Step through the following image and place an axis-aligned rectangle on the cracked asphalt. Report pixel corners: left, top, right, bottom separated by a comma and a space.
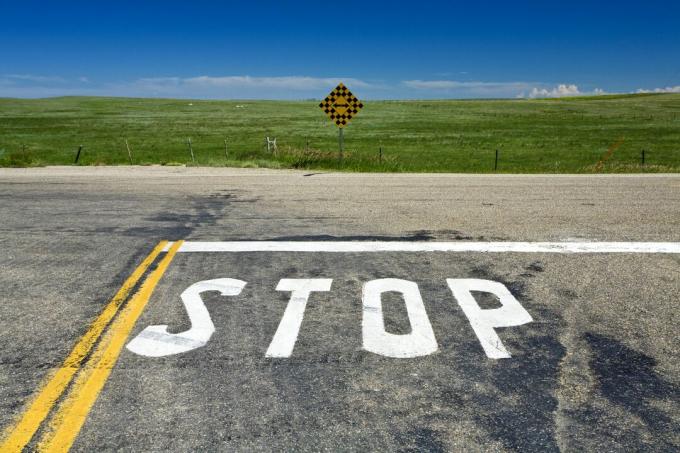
0, 167, 678, 452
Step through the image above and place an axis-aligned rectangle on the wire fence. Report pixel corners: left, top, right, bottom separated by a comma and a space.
1, 138, 678, 173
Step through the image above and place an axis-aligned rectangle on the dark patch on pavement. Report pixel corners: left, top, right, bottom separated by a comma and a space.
268, 232, 437, 242
135, 191, 258, 239
269, 229, 476, 242
527, 261, 545, 273
469, 264, 529, 302
399, 427, 446, 452
585, 333, 677, 435
470, 291, 504, 310
146, 213, 197, 223
518, 262, 544, 278
463, 332, 566, 452
122, 225, 193, 239
434, 229, 474, 240
450, 261, 567, 451
556, 288, 578, 300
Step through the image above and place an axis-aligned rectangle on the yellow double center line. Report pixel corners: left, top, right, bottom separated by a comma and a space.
1, 240, 182, 452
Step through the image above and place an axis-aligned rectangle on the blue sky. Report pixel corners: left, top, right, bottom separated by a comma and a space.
1, 0, 679, 99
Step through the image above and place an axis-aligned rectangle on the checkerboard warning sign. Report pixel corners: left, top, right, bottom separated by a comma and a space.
319, 83, 364, 128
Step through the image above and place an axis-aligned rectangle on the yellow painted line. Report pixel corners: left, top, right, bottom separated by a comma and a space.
0, 240, 168, 452
37, 240, 183, 452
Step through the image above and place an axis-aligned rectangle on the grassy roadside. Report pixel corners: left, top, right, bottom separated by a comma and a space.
0, 94, 679, 172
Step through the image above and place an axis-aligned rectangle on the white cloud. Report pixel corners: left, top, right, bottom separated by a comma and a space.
110, 75, 374, 99
401, 80, 537, 98
403, 79, 533, 93
184, 76, 370, 90
636, 86, 680, 93
402, 80, 609, 99
525, 84, 609, 99
0, 74, 374, 99
528, 84, 581, 98
0, 74, 96, 97
3, 74, 66, 83
129, 76, 370, 95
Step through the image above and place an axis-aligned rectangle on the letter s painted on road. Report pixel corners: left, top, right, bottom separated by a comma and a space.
126, 278, 246, 357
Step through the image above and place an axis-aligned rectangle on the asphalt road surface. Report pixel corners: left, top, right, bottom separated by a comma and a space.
0, 167, 678, 452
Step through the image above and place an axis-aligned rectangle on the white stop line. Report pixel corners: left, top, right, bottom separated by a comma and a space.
163, 241, 680, 254
129, 241, 678, 360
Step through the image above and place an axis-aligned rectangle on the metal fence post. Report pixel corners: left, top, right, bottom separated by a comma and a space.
74, 145, 83, 164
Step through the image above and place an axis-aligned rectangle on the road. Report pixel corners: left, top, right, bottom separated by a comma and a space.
0, 167, 678, 452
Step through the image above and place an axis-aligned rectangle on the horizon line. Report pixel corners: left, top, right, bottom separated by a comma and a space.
0, 93, 671, 102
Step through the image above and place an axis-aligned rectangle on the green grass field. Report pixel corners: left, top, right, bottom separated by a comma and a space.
1, 94, 679, 172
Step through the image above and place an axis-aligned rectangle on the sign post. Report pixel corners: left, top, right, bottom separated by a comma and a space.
319, 83, 363, 163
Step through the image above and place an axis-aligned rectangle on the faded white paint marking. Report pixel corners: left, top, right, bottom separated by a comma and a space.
126, 278, 246, 357
447, 279, 533, 359
265, 279, 333, 358
163, 241, 680, 254
362, 279, 438, 358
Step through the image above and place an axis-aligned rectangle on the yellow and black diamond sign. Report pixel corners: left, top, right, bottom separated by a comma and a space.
319, 83, 364, 128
